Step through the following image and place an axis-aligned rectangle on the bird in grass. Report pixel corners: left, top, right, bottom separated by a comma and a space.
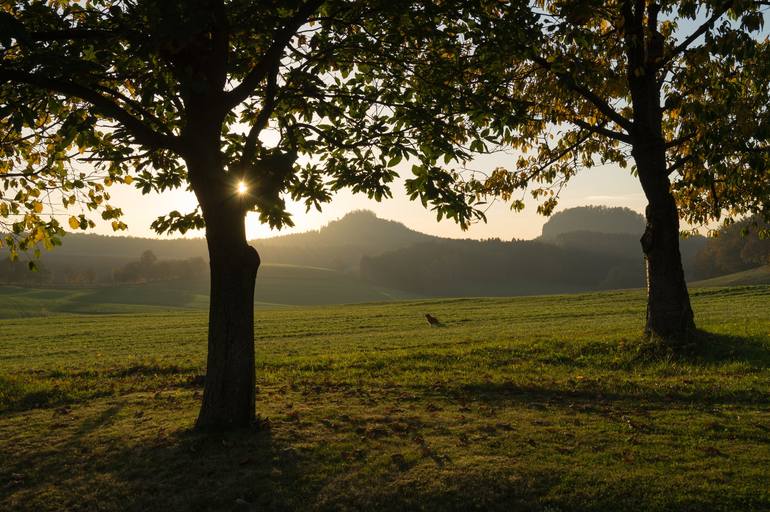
424, 314, 442, 327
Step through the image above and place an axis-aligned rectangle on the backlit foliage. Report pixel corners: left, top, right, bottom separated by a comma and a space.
0, 0, 496, 263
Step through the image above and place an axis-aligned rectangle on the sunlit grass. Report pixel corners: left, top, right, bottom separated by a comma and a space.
1, 286, 769, 511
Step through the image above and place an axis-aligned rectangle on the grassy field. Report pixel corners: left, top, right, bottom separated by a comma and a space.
1, 286, 769, 511
0, 264, 417, 318
692, 265, 770, 288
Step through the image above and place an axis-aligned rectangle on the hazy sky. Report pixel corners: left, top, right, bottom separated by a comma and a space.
63, 11, 770, 243
97, 156, 647, 242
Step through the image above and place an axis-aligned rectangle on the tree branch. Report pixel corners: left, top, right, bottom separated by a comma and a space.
240, 59, 280, 167
0, 69, 180, 152
224, 0, 324, 109
532, 129, 595, 175
91, 84, 176, 137
666, 154, 692, 175
665, 131, 695, 149
531, 55, 634, 132
571, 118, 632, 143
661, 1, 733, 66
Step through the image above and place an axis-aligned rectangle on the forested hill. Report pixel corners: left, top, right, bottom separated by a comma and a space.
256, 210, 435, 271
0, 210, 437, 285
4, 207, 763, 300
359, 206, 709, 296
540, 206, 646, 240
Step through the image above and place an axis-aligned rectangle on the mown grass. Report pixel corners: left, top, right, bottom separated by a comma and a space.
1, 286, 769, 511
0, 264, 418, 319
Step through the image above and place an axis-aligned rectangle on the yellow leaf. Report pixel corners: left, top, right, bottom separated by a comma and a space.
33, 201, 43, 213
123, 175, 134, 185
68, 216, 80, 229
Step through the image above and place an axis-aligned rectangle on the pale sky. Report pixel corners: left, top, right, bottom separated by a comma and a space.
55, 10, 770, 243
96, 157, 647, 242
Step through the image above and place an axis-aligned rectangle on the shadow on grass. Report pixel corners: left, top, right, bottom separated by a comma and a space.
454, 379, 768, 412
679, 329, 770, 365
4, 412, 764, 512
1, 416, 294, 511
0, 412, 653, 512
2, 379, 769, 512
625, 329, 770, 368
453, 331, 768, 409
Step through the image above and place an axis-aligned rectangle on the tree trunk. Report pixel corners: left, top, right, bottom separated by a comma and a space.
195, 201, 260, 430
635, 145, 695, 340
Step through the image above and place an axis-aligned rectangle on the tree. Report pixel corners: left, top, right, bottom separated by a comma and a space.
403, 0, 770, 339
0, 0, 484, 429
693, 215, 770, 278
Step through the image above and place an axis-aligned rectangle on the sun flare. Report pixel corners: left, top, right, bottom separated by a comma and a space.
237, 181, 248, 195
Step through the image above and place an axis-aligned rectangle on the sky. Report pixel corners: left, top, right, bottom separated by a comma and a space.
79, 8, 770, 243
98, 157, 647, 242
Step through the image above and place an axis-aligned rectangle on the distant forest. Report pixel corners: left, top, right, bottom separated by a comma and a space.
360, 206, 707, 295
540, 206, 646, 240
693, 216, 770, 278
361, 238, 644, 295
1, 207, 765, 295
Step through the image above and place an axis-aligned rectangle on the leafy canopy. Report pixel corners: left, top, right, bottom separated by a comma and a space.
396, 0, 770, 224
0, 0, 495, 262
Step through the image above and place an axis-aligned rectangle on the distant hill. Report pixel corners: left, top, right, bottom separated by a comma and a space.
1, 210, 436, 284
0, 263, 419, 318
540, 206, 646, 240
0, 207, 746, 310
691, 265, 770, 288
361, 238, 644, 296
5, 233, 208, 284
257, 210, 435, 271
545, 230, 706, 280
539, 207, 706, 279
690, 215, 770, 280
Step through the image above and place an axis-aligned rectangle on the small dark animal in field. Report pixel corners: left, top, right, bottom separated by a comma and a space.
425, 314, 442, 327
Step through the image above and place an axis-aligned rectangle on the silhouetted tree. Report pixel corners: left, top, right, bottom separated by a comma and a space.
393, 0, 770, 339
0, 1, 493, 429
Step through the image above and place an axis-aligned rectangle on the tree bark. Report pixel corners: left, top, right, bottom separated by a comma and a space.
195, 204, 260, 430
623, 1, 696, 341
183, 128, 260, 430
635, 144, 695, 340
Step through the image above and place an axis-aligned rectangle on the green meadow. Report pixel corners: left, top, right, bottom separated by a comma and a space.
0, 263, 417, 319
1, 286, 769, 511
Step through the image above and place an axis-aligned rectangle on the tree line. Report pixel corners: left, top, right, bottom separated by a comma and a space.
693, 216, 770, 279
0, 250, 206, 286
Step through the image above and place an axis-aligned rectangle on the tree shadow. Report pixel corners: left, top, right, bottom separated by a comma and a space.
2, 412, 305, 512
630, 329, 770, 367
680, 329, 770, 365
69, 403, 123, 439
453, 379, 767, 412
108, 427, 289, 511
439, 330, 769, 411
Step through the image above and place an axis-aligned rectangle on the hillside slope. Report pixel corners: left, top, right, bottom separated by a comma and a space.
692, 265, 770, 287
0, 263, 418, 318
6, 210, 435, 283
